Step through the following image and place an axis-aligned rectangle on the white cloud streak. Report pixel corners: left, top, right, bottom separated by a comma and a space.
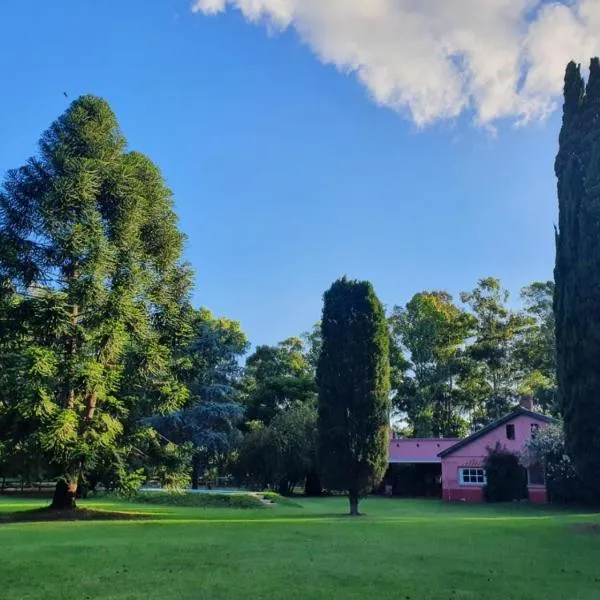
192, 0, 600, 127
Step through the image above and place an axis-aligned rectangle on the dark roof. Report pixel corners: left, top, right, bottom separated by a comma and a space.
437, 408, 558, 458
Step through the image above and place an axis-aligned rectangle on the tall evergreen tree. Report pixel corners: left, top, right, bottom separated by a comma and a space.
555, 58, 600, 501
0, 96, 192, 509
317, 277, 390, 516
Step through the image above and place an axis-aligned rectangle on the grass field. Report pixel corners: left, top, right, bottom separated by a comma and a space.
1, 496, 600, 600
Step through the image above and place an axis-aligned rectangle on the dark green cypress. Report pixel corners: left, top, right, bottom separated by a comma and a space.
555, 59, 600, 502
316, 277, 390, 515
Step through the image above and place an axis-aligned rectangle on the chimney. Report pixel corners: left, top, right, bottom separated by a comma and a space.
520, 396, 534, 411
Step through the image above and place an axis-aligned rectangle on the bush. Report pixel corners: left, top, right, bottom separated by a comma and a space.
483, 443, 527, 502
523, 423, 586, 504
128, 491, 265, 509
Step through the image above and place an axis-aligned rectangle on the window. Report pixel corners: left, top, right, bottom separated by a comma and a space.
528, 463, 545, 486
459, 468, 487, 485
506, 424, 515, 440
530, 423, 540, 437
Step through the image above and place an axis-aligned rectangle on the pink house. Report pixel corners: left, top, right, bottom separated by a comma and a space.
386, 400, 556, 503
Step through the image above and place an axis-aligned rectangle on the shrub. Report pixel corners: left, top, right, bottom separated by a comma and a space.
483, 443, 527, 502
523, 423, 585, 504
129, 491, 265, 509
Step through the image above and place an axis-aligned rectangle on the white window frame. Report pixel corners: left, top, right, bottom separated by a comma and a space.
458, 467, 487, 486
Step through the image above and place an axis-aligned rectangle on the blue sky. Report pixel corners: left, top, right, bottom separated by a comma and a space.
0, 0, 565, 348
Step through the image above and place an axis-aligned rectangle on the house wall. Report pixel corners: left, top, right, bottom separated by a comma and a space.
441, 414, 548, 503
389, 439, 460, 463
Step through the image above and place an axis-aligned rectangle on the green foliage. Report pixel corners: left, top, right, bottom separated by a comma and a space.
389, 278, 556, 436
129, 490, 264, 509
0, 96, 192, 506
554, 58, 600, 501
483, 443, 527, 503
183, 308, 248, 402
515, 282, 557, 414
523, 424, 583, 504
317, 277, 391, 514
460, 278, 533, 424
390, 291, 473, 437
242, 338, 316, 425
234, 403, 318, 495
142, 307, 248, 489
233, 424, 271, 489
301, 322, 322, 372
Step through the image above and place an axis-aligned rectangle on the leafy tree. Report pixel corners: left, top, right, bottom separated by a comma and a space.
184, 308, 248, 398
233, 403, 318, 494
0, 96, 191, 509
515, 282, 557, 414
554, 58, 600, 501
233, 422, 272, 490
268, 402, 318, 495
523, 423, 582, 504
150, 401, 243, 488
148, 308, 248, 487
242, 337, 315, 425
390, 291, 474, 437
460, 278, 532, 424
301, 322, 322, 373
317, 277, 391, 515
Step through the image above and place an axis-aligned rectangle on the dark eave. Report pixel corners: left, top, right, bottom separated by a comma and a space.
437, 408, 558, 458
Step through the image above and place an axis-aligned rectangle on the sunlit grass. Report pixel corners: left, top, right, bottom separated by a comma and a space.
1, 496, 600, 599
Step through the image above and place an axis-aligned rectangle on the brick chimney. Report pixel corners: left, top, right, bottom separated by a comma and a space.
520, 396, 534, 411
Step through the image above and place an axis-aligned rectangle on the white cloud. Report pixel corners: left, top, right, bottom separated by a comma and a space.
192, 0, 600, 126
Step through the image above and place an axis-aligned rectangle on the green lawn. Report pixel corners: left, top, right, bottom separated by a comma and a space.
1, 496, 600, 600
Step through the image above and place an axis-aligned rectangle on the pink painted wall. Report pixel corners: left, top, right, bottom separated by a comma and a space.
389, 438, 460, 463
441, 414, 548, 502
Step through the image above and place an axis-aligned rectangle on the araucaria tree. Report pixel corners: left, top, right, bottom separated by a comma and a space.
0, 96, 191, 509
317, 277, 391, 516
554, 58, 600, 501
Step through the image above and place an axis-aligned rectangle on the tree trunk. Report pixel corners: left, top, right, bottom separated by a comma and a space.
85, 391, 98, 422
348, 492, 360, 516
65, 294, 78, 409
51, 478, 78, 510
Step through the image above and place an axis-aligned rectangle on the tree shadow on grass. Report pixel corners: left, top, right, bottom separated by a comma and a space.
0, 507, 147, 525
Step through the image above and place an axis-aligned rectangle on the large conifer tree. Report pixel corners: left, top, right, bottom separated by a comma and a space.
555, 58, 600, 501
0, 96, 192, 508
317, 277, 390, 515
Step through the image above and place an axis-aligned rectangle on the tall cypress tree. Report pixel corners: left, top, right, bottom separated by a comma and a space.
0, 96, 192, 509
555, 58, 600, 501
317, 277, 390, 516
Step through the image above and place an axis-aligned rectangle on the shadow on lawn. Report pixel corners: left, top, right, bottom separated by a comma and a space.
0, 507, 147, 525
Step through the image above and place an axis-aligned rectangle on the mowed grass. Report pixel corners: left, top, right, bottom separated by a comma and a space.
1, 497, 600, 600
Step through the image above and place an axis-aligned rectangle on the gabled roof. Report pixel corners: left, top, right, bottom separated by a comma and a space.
437, 408, 558, 458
